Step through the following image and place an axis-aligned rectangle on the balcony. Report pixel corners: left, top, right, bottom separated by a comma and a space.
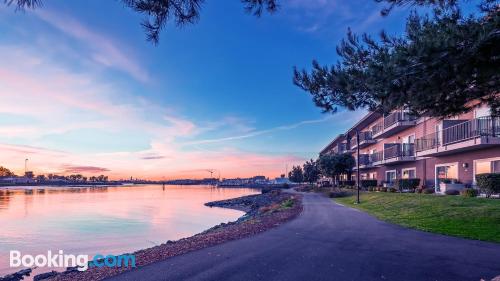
370, 151, 384, 166
372, 111, 417, 138
332, 142, 349, 154
383, 143, 416, 164
353, 154, 372, 170
351, 131, 377, 149
416, 116, 500, 157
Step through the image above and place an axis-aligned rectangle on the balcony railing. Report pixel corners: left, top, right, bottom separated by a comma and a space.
384, 111, 416, 128
371, 123, 383, 136
351, 131, 374, 147
384, 143, 415, 160
415, 132, 439, 151
416, 116, 500, 152
443, 116, 499, 145
370, 151, 384, 163
338, 143, 348, 153
357, 154, 371, 166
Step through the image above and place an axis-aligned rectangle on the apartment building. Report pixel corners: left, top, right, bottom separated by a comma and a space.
320, 104, 500, 190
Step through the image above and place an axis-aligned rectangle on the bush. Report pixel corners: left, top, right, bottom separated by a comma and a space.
380, 187, 388, 192
367, 187, 375, 192
361, 180, 378, 188
445, 189, 460, 195
476, 173, 500, 197
396, 178, 421, 191
328, 191, 350, 198
441, 178, 462, 184
280, 199, 294, 208
339, 180, 355, 187
423, 188, 435, 194
389, 187, 397, 193
415, 187, 424, 194
461, 188, 479, 198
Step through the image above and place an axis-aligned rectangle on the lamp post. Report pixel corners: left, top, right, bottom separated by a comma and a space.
356, 130, 360, 204
24, 158, 28, 176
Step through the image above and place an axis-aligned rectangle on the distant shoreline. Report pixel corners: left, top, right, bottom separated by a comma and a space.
0, 182, 122, 188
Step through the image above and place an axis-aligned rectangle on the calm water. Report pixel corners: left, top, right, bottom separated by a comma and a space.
0, 184, 259, 277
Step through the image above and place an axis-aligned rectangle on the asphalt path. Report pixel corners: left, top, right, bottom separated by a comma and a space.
108, 192, 500, 281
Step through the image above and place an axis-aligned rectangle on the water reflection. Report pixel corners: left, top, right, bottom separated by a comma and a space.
0, 185, 258, 277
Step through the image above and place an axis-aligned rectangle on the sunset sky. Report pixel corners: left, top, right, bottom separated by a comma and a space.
0, 0, 416, 179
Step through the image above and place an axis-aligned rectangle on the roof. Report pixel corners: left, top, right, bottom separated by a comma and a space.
319, 111, 383, 155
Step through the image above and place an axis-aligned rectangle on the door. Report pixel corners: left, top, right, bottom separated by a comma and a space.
435, 163, 458, 188
385, 170, 396, 184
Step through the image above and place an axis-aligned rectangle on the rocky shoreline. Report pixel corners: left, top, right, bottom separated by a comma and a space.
17, 190, 302, 281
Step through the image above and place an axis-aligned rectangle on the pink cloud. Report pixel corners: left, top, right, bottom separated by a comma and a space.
61, 165, 110, 174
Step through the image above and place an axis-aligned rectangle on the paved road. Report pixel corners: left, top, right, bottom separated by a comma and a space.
108, 192, 500, 281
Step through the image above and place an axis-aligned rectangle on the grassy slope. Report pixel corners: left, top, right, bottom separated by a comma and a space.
336, 192, 500, 243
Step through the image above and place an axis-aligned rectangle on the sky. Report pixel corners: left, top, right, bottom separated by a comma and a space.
0, 0, 418, 180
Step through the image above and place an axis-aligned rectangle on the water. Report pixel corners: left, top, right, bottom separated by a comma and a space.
0, 184, 259, 277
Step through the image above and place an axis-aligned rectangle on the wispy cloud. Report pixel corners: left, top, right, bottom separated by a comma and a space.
61, 165, 110, 174
34, 9, 150, 83
185, 116, 334, 145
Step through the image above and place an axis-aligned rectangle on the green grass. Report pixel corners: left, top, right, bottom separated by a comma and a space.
280, 198, 294, 209
335, 192, 500, 243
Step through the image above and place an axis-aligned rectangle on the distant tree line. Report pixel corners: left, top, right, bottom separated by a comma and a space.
0, 165, 109, 182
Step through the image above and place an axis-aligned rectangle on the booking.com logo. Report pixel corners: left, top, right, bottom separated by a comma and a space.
10, 250, 136, 271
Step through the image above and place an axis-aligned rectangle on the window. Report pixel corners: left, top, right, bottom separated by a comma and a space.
369, 172, 377, 180
385, 170, 396, 183
474, 157, 500, 184
402, 168, 416, 179
402, 134, 415, 144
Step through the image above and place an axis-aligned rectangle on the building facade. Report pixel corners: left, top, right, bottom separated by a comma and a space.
320, 104, 500, 191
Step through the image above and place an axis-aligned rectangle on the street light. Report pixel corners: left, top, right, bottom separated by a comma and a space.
356, 130, 360, 204
24, 158, 29, 176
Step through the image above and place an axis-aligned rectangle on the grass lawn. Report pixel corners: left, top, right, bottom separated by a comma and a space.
335, 192, 500, 243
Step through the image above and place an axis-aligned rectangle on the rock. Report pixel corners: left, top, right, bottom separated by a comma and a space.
0, 268, 32, 281
33, 271, 58, 281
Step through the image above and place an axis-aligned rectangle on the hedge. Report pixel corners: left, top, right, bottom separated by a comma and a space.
396, 178, 421, 191
361, 180, 378, 188
476, 173, 500, 196
339, 180, 355, 186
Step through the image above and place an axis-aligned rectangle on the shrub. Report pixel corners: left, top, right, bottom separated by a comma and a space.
389, 187, 397, 193
361, 180, 378, 188
280, 199, 294, 208
476, 173, 500, 197
441, 178, 462, 184
380, 187, 388, 192
339, 180, 355, 187
328, 191, 350, 198
282, 183, 290, 189
445, 189, 460, 195
415, 187, 424, 194
423, 188, 435, 194
367, 187, 374, 192
461, 188, 479, 198
396, 178, 421, 191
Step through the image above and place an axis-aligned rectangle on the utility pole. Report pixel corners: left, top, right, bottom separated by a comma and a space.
356, 130, 361, 204
24, 158, 28, 176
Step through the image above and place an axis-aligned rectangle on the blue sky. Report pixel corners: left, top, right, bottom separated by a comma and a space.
0, 0, 425, 179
